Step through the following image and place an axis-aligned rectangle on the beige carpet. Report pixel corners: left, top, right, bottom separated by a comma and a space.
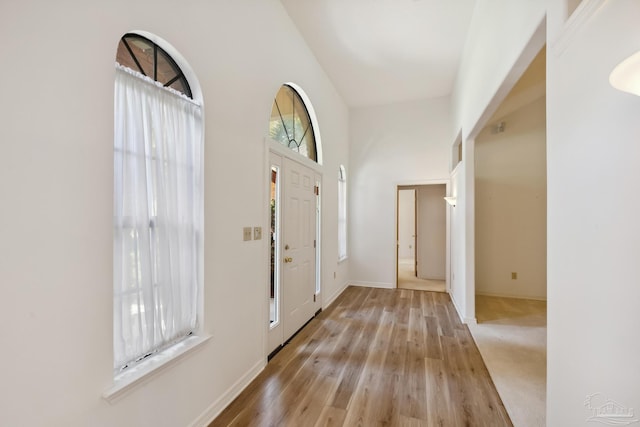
397, 260, 445, 292
468, 295, 547, 427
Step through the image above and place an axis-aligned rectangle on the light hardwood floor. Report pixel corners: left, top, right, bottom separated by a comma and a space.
210, 286, 512, 427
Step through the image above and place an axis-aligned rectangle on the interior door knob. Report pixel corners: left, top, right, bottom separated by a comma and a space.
284, 257, 293, 263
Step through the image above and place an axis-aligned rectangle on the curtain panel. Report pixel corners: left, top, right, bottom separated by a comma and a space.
113, 64, 203, 371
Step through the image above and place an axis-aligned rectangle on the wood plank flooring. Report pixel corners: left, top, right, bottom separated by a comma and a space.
209, 287, 512, 427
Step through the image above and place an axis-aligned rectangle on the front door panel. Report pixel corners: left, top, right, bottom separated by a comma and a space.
282, 157, 317, 340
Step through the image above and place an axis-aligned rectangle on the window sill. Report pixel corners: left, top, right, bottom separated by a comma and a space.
103, 334, 211, 403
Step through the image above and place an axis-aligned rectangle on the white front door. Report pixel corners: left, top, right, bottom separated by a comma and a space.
282, 157, 317, 339
268, 153, 319, 354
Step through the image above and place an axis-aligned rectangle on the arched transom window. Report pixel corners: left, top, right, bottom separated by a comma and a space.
116, 33, 192, 99
269, 85, 317, 162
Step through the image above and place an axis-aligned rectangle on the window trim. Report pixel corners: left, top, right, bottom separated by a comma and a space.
103, 335, 210, 402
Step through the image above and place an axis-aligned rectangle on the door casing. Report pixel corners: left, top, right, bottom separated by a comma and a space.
395, 181, 451, 292
266, 140, 322, 357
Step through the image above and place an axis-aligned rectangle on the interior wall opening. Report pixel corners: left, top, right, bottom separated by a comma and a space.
469, 43, 547, 427
397, 184, 446, 293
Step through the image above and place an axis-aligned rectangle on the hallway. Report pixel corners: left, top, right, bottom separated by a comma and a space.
211, 286, 511, 426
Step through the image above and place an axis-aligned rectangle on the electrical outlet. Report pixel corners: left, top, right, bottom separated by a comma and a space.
511, 272, 517, 280
254, 226, 262, 240
243, 227, 252, 241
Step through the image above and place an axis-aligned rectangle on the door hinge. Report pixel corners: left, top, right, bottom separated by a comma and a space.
313, 294, 316, 302
314, 239, 316, 248
314, 185, 320, 196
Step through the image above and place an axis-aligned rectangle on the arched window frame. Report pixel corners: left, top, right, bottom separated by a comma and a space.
116, 33, 193, 98
269, 84, 319, 163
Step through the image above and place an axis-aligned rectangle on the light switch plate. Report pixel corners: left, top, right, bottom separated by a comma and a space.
243, 227, 252, 241
254, 227, 262, 240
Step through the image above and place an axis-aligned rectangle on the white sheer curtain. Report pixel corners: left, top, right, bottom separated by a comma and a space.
113, 64, 203, 371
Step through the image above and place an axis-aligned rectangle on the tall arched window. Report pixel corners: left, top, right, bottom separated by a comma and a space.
269, 84, 317, 162
113, 33, 203, 373
338, 165, 347, 261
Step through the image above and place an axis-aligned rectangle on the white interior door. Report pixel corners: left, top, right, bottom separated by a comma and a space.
416, 185, 446, 280
282, 157, 317, 340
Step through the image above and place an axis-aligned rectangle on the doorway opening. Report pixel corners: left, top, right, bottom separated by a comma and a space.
267, 83, 323, 358
469, 43, 547, 426
397, 184, 446, 292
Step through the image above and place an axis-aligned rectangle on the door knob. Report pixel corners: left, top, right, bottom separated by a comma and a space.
284, 257, 293, 263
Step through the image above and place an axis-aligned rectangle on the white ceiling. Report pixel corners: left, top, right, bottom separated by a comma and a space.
280, 0, 476, 108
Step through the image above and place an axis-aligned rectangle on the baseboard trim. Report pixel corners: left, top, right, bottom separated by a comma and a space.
420, 276, 446, 281
464, 316, 478, 325
190, 359, 265, 427
349, 281, 393, 289
449, 292, 477, 325
323, 281, 349, 308
476, 291, 547, 302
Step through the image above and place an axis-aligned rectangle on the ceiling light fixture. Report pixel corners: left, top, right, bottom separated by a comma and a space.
610, 50, 640, 96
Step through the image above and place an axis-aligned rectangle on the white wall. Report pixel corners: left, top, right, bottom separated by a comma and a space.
416, 185, 446, 280
349, 98, 451, 288
0, 1, 349, 426
475, 97, 547, 300
453, 0, 640, 424
449, 164, 469, 319
547, 0, 640, 424
452, 0, 547, 139
398, 189, 416, 261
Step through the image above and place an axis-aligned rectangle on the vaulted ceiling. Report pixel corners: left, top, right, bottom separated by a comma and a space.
280, 0, 477, 108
